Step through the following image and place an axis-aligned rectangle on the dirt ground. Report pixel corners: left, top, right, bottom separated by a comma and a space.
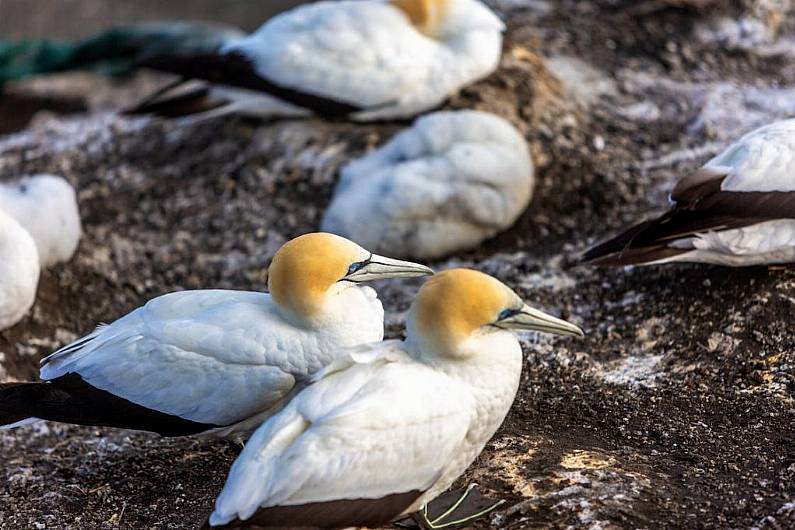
1, 0, 794, 529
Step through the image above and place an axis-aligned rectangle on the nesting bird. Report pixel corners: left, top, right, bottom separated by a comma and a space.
206, 269, 583, 529
583, 119, 795, 266
322, 111, 534, 259
0, 233, 432, 437
0, 174, 81, 267
0, 210, 40, 331
131, 0, 505, 120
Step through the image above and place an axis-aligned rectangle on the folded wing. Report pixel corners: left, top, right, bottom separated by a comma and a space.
137, 2, 432, 117
39, 290, 300, 427
209, 347, 474, 528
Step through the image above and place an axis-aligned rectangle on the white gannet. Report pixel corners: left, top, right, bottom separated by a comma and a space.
321, 110, 534, 259
206, 268, 583, 529
0, 210, 40, 331
131, 0, 505, 121
583, 118, 795, 266
0, 174, 81, 267
0, 233, 433, 438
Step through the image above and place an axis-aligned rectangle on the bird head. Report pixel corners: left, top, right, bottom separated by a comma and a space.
268, 232, 433, 322
391, 0, 504, 39
406, 269, 583, 359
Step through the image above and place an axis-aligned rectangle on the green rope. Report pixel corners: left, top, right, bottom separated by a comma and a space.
0, 21, 244, 83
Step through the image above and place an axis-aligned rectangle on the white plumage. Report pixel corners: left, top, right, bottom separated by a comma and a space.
39, 288, 383, 428
209, 269, 583, 528
321, 111, 534, 258
212, 344, 476, 522
0, 174, 81, 267
660, 119, 795, 266
0, 233, 433, 438
0, 210, 40, 331
705, 118, 795, 193
583, 119, 795, 267
140, 0, 505, 121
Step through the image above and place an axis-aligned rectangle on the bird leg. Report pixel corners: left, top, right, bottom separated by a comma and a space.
413, 484, 505, 529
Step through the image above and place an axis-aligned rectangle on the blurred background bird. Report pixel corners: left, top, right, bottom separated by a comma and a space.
322, 110, 534, 259
205, 269, 583, 530
127, 0, 505, 121
582, 119, 795, 267
0, 233, 432, 437
0, 210, 40, 331
0, 175, 81, 267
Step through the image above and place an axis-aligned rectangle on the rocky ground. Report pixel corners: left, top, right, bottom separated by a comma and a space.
1, 0, 794, 528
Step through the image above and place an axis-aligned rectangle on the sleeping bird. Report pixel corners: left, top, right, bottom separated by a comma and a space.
205, 269, 583, 529
129, 0, 505, 121
583, 119, 795, 266
0, 233, 433, 438
321, 110, 534, 258
0, 175, 81, 267
0, 210, 40, 331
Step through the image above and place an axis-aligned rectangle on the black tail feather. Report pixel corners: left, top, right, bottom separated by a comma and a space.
138, 51, 367, 117
0, 374, 217, 436
123, 83, 227, 117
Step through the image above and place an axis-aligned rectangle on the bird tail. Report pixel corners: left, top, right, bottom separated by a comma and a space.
0, 375, 217, 436
122, 81, 229, 117
580, 210, 687, 266
0, 382, 51, 428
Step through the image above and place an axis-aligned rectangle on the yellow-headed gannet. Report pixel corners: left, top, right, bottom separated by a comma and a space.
583, 119, 795, 266
0, 175, 81, 267
131, 0, 505, 121
206, 269, 583, 529
0, 233, 432, 437
0, 210, 40, 331
322, 110, 534, 259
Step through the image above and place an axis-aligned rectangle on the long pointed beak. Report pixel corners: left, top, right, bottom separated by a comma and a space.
498, 304, 584, 337
344, 254, 434, 282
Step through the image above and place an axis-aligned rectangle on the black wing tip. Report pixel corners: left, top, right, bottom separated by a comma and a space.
1, 374, 218, 436
137, 50, 368, 118
580, 229, 643, 266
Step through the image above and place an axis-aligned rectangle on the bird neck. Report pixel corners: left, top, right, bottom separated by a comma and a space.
270, 283, 324, 320
272, 283, 373, 330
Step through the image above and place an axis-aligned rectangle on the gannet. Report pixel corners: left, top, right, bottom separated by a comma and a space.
321, 110, 534, 259
131, 0, 505, 121
0, 175, 81, 267
583, 119, 795, 266
206, 269, 583, 529
0, 233, 433, 438
0, 210, 40, 331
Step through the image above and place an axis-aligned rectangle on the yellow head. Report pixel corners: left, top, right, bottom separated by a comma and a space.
407, 269, 583, 358
268, 233, 433, 321
390, 0, 504, 38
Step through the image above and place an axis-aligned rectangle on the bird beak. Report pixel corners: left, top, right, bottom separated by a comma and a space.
344, 254, 434, 282
497, 304, 584, 337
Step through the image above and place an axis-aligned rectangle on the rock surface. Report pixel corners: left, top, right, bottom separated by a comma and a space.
1, 1, 794, 529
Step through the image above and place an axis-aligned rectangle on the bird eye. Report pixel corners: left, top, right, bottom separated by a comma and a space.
346, 261, 366, 276
498, 308, 519, 321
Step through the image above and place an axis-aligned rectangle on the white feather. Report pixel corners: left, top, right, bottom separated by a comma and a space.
219, 0, 504, 120
210, 330, 524, 526
39, 287, 384, 430
0, 210, 40, 330
0, 174, 81, 267
322, 110, 533, 258
653, 119, 795, 265
706, 118, 795, 192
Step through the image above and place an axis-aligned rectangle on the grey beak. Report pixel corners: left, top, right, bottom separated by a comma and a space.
344, 254, 434, 282
497, 304, 584, 337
